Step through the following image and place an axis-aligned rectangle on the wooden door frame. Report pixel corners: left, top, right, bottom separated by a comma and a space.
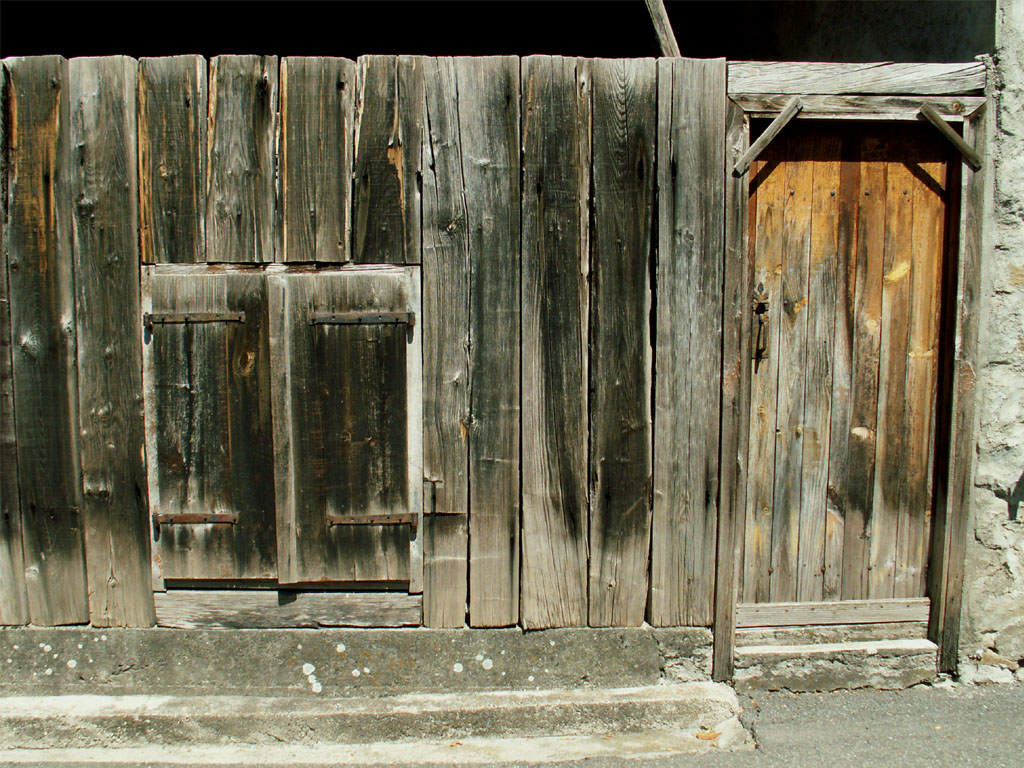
712, 60, 989, 680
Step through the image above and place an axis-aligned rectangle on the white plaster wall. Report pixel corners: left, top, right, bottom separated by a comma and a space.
959, 0, 1024, 683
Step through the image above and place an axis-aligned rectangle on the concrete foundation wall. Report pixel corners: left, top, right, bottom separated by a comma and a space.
960, 0, 1024, 684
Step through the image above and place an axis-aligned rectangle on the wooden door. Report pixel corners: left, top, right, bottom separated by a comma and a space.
742, 122, 956, 606
269, 267, 422, 585
142, 266, 277, 581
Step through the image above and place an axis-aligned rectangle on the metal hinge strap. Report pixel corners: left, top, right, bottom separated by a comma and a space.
310, 311, 415, 327
143, 312, 246, 327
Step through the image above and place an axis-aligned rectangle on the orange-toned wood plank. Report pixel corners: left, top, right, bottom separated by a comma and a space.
841, 133, 886, 601
796, 132, 841, 602
769, 131, 813, 603
868, 138, 915, 599
742, 144, 785, 604
896, 150, 948, 597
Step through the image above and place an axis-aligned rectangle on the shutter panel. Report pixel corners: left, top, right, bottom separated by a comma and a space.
141, 266, 276, 580
269, 267, 422, 585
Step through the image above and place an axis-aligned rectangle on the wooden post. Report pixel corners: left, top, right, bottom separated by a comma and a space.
70, 56, 155, 626
713, 100, 753, 679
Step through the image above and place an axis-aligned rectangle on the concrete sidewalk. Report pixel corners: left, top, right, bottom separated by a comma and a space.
1, 682, 1020, 767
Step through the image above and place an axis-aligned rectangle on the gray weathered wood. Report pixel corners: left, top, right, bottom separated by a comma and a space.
138, 56, 207, 263
423, 505, 467, 628
520, 56, 591, 629
69, 56, 155, 627
421, 56, 470, 525
712, 100, 752, 679
4, 56, 89, 625
269, 267, 421, 585
352, 55, 423, 265
736, 598, 929, 628
918, 103, 983, 171
280, 57, 356, 263
733, 94, 984, 121
207, 55, 278, 262
458, 57, 521, 628
155, 589, 421, 629
732, 96, 802, 176
589, 58, 656, 627
727, 61, 986, 96
142, 265, 277, 581
644, 0, 681, 57
0, 64, 29, 625
650, 57, 726, 627
931, 107, 985, 673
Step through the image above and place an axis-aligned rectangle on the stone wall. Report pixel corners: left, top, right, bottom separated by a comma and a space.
960, 0, 1024, 684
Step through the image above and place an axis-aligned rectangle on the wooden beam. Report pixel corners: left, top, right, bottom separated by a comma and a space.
918, 103, 983, 171
727, 61, 986, 96
713, 99, 752, 680
645, 0, 681, 58
155, 590, 422, 629
930, 106, 986, 674
732, 96, 802, 176
737, 598, 930, 628
732, 94, 984, 121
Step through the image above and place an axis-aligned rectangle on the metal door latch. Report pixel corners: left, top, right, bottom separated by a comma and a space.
752, 284, 770, 362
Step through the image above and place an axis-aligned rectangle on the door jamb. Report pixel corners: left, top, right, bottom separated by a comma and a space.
712, 61, 989, 681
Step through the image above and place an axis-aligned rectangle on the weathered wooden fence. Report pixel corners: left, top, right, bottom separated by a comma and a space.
0, 53, 986, 681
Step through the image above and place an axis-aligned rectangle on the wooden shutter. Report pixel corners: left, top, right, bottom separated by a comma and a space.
141, 266, 276, 581
269, 267, 422, 585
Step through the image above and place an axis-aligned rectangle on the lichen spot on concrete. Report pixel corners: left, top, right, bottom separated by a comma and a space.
77, 644, 83, 650
302, 662, 315, 676
475, 654, 484, 661
352, 669, 360, 677
453, 662, 464, 673
297, 644, 302, 650
482, 658, 494, 670
67, 659, 77, 669
45, 668, 53, 676
311, 681, 322, 693
42, 644, 52, 652
336, 642, 346, 654
363, 667, 370, 674
101, 635, 107, 642
528, 675, 534, 682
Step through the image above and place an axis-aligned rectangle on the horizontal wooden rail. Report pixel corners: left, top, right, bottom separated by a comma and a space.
737, 598, 930, 628
310, 311, 415, 326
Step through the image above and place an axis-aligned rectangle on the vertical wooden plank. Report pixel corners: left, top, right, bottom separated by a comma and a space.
138, 55, 207, 264
768, 130, 813, 603
351, 55, 423, 265
423, 503, 467, 628
0, 63, 30, 625
520, 56, 590, 629
712, 99, 752, 679
4, 56, 88, 625
841, 133, 886, 601
868, 138, 915, 599
650, 57, 726, 626
280, 57, 355, 263
796, 131, 841, 603
207, 55, 278, 263
823, 129, 862, 601
459, 57, 521, 627
420, 56, 469, 625
896, 149, 947, 598
933, 109, 983, 673
589, 58, 655, 627
741, 136, 785, 604
69, 56, 154, 626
